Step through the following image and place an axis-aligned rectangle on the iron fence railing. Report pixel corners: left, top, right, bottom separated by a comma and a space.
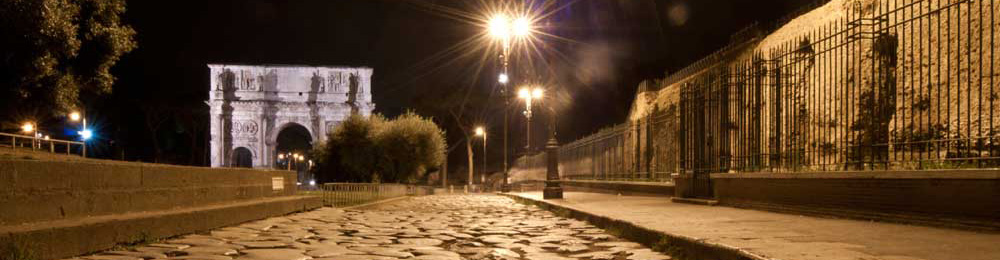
1, 132, 86, 157
512, 0, 999, 183
317, 183, 431, 207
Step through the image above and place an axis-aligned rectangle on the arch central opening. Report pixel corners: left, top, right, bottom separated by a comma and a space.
275, 123, 313, 185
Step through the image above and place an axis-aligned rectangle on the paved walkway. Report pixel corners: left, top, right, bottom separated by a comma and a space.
65, 195, 671, 260
510, 192, 1000, 260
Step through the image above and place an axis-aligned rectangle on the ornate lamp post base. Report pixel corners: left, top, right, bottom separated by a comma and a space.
543, 182, 563, 199
543, 136, 563, 199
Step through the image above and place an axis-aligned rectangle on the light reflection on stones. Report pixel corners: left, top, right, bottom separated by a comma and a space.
66, 195, 671, 260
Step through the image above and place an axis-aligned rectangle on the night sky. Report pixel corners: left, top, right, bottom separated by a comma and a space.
95, 0, 808, 166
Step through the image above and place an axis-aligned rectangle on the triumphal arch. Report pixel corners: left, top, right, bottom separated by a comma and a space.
207, 64, 374, 168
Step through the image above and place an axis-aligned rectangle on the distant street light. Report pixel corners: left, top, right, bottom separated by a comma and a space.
21, 123, 34, 133
475, 126, 487, 186
21, 122, 37, 150
78, 130, 93, 140
518, 86, 543, 151
69, 111, 89, 157
486, 11, 534, 193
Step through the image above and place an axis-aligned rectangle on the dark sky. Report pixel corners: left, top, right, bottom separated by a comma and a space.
104, 0, 809, 165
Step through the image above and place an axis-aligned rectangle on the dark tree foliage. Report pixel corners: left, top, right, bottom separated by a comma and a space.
0, 0, 136, 115
374, 111, 446, 183
312, 112, 445, 184
313, 114, 384, 183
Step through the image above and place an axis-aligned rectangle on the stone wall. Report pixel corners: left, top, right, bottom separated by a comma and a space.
0, 159, 298, 226
711, 170, 1000, 230
0, 159, 321, 259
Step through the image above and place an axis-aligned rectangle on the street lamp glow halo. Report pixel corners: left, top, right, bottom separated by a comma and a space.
518, 87, 544, 99
512, 17, 532, 37
475, 127, 485, 136
69, 112, 81, 121
78, 129, 93, 140
518, 88, 530, 99
487, 14, 511, 39
21, 123, 34, 133
498, 73, 509, 84
532, 88, 544, 99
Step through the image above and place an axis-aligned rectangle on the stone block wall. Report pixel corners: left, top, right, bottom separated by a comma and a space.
711, 170, 1000, 229
0, 159, 297, 226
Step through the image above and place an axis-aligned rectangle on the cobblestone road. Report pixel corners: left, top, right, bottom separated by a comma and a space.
68, 195, 671, 260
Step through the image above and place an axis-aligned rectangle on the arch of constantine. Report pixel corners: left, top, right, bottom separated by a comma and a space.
207, 64, 374, 168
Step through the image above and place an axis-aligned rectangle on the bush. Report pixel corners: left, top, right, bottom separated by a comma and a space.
312, 114, 385, 183
312, 112, 445, 183
374, 112, 446, 183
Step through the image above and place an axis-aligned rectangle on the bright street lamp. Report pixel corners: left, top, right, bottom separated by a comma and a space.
78, 130, 93, 140
69, 111, 90, 157
486, 12, 534, 193
475, 126, 487, 186
512, 17, 532, 37
21, 123, 34, 133
518, 87, 543, 151
69, 112, 81, 121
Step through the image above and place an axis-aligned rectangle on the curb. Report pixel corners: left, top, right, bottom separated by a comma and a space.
500, 193, 773, 260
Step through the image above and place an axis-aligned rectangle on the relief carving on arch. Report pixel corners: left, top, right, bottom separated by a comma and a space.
232, 120, 259, 137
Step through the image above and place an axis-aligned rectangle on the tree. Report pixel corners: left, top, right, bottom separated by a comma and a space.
312, 112, 446, 184
313, 114, 385, 183
0, 0, 137, 114
374, 111, 446, 183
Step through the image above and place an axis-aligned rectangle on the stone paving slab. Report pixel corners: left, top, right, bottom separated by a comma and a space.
508, 192, 1000, 260
65, 194, 672, 260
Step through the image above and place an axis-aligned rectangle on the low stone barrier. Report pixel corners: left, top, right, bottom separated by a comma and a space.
710, 170, 1000, 230
0, 159, 322, 259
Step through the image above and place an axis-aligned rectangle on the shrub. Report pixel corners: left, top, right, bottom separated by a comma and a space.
312, 111, 445, 183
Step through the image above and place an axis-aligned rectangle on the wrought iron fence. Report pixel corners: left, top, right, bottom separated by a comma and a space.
513, 0, 999, 183
317, 183, 416, 207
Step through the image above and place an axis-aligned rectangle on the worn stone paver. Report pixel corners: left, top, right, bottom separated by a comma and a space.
65, 195, 670, 260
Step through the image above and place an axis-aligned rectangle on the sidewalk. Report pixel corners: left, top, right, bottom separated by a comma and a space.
508, 192, 1000, 260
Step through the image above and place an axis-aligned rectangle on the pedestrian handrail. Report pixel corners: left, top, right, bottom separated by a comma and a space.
1, 132, 86, 157
319, 183, 430, 207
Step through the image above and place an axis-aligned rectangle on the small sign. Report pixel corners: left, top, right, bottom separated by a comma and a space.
272, 177, 284, 191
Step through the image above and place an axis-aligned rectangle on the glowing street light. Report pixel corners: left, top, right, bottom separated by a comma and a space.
488, 14, 512, 39
518, 87, 544, 151
485, 11, 535, 193
21, 123, 34, 133
512, 17, 532, 37
474, 126, 488, 186
68, 110, 91, 157
69, 112, 81, 121
78, 129, 93, 140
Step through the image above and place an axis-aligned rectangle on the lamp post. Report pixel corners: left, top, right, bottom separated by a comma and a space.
543, 90, 563, 200
21, 122, 36, 150
487, 13, 532, 193
475, 126, 487, 187
69, 111, 90, 157
518, 87, 543, 152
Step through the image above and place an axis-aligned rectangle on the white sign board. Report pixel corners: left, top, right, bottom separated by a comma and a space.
272, 177, 284, 191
